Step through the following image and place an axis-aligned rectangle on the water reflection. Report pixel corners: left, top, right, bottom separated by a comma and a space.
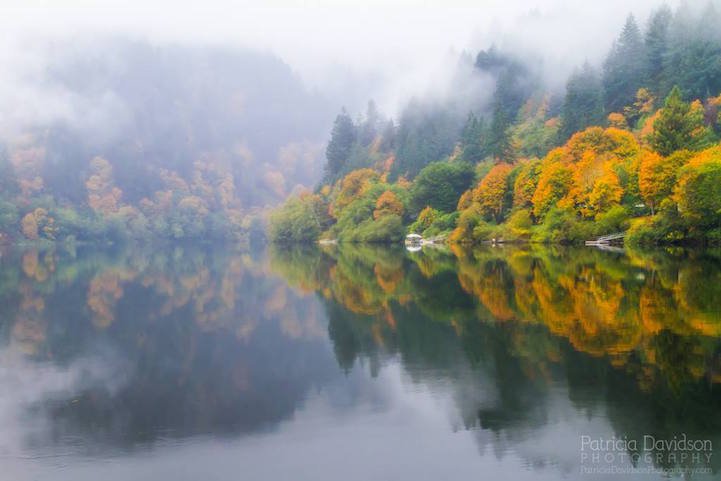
1, 243, 721, 479
0, 246, 338, 452
271, 243, 721, 476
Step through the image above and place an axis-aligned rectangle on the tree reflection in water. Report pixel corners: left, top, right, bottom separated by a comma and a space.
1, 243, 721, 476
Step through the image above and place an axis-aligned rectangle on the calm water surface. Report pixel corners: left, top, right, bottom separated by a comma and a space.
2, 243, 721, 480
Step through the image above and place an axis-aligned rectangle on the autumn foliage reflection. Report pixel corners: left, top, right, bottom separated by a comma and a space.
271, 244, 721, 391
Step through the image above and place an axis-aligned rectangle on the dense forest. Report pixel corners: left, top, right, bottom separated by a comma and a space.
0, 39, 335, 245
271, 3, 721, 245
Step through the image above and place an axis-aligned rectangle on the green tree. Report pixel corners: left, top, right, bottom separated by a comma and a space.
391, 100, 459, 179
603, 14, 646, 114
560, 63, 605, 141
651, 86, 706, 156
461, 113, 488, 163
269, 194, 326, 243
644, 6, 672, 95
359, 100, 380, 147
674, 146, 721, 228
409, 161, 474, 214
325, 109, 357, 180
0, 148, 17, 197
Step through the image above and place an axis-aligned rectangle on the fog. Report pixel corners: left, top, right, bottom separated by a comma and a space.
0, 0, 709, 219
0, 0, 682, 115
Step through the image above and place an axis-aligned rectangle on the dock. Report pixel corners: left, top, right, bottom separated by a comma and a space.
585, 232, 625, 246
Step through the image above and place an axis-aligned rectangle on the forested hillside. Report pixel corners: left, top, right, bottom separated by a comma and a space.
0, 39, 334, 244
271, 3, 721, 245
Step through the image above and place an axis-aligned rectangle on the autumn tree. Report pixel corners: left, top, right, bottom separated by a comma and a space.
623, 88, 655, 127
473, 163, 514, 223
512, 158, 542, 211
674, 146, 721, 227
86, 157, 122, 215
638, 149, 691, 214
411, 206, 439, 233
532, 162, 573, 219
373, 191, 404, 219
331, 168, 379, 216
20, 208, 57, 240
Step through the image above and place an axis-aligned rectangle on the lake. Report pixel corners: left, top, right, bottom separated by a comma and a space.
1, 243, 721, 480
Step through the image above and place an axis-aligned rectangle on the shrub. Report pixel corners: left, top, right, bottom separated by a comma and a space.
532, 207, 590, 244
592, 205, 630, 237
506, 209, 533, 240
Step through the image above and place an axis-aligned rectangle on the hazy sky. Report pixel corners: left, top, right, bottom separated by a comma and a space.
0, 0, 681, 113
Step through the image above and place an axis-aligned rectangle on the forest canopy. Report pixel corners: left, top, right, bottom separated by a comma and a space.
271, 2, 721, 245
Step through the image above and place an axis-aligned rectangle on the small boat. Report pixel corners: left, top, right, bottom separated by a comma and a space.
405, 233, 423, 249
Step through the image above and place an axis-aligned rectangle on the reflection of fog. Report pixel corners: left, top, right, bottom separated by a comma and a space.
0, 344, 129, 457
0, 247, 358, 456
10, 360, 564, 481
4, 244, 721, 480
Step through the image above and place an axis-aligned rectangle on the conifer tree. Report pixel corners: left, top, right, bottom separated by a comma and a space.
644, 6, 672, 96
651, 86, 698, 155
560, 63, 605, 141
325, 109, 356, 180
603, 14, 646, 113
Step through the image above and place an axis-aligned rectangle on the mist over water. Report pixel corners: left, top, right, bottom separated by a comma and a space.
1, 2, 721, 480
1, 244, 721, 480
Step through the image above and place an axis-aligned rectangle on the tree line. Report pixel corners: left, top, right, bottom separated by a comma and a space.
271, 2, 721, 245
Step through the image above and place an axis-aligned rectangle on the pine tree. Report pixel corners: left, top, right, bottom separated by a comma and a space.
325, 109, 356, 180
644, 6, 672, 96
379, 119, 396, 152
663, 3, 721, 100
560, 63, 605, 141
651, 86, 695, 155
359, 100, 380, 146
603, 14, 646, 113
461, 113, 488, 163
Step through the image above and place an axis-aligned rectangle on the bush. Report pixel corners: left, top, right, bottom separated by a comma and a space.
269, 196, 322, 243
532, 207, 590, 244
506, 209, 533, 240
471, 221, 501, 242
424, 212, 459, 237
592, 205, 630, 237
626, 214, 686, 245
351, 214, 404, 243
449, 207, 482, 243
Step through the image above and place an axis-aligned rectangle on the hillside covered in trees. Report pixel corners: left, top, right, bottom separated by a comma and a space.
270, 3, 721, 245
0, 39, 335, 245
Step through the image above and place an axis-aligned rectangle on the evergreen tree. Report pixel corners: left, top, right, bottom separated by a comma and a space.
651, 86, 698, 155
663, 3, 721, 100
560, 63, 605, 141
488, 107, 514, 161
603, 14, 646, 113
461, 113, 487, 163
644, 6, 672, 96
325, 109, 356, 180
0, 147, 18, 197
359, 100, 380, 146
379, 119, 397, 152
391, 100, 459, 179
474, 46, 534, 161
